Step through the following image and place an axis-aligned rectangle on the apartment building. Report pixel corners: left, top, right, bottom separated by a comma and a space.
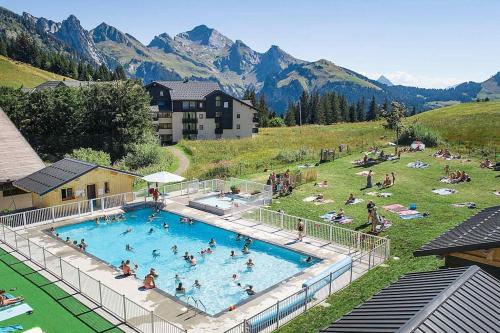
145, 80, 259, 144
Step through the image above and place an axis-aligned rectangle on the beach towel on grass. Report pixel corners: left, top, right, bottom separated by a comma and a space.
346, 198, 364, 205
0, 302, 33, 321
320, 211, 336, 220
331, 217, 353, 224
399, 213, 424, 220
407, 161, 430, 169
0, 325, 23, 333
432, 188, 457, 195
374, 222, 392, 233
452, 202, 476, 209
367, 192, 392, 197
383, 204, 407, 213
356, 171, 373, 176
313, 199, 333, 205
302, 196, 318, 202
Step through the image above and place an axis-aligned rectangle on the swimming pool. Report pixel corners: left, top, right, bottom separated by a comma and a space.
55, 208, 319, 315
189, 192, 252, 215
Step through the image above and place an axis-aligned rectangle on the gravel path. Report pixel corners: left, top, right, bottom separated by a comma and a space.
166, 146, 190, 176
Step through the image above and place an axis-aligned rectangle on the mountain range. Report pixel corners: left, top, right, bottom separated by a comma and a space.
1, 6, 499, 113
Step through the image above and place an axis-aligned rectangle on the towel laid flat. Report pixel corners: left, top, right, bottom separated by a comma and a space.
432, 188, 457, 195
0, 303, 33, 321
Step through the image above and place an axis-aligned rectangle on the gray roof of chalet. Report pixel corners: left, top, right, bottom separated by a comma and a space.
0, 108, 45, 183
321, 266, 500, 333
13, 158, 139, 195
414, 205, 500, 257
152, 80, 220, 100
32, 80, 99, 92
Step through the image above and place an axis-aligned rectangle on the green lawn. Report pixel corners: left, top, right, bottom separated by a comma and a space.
0, 247, 122, 333
0, 56, 69, 89
244, 150, 498, 333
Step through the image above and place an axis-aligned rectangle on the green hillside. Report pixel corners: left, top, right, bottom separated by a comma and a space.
410, 101, 500, 147
0, 55, 69, 88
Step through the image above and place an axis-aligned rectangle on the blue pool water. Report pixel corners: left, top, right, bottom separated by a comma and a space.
55, 208, 319, 315
194, 193, 249, 210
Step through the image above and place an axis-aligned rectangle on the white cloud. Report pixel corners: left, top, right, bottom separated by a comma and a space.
362, 71, 464, 89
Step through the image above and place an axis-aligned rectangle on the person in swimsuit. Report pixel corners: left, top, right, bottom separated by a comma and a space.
297, 219, 305, 241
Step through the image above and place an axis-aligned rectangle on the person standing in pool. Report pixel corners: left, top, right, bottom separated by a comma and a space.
242, 244, 250, 254
125, 244, 134, 252
230, 250, 237, 258
246, 258, 254, 268
152, 249, 160, 259
193, 280, 201, 288
171, 245, 178, 254
236, 233, 242, 241
209, 238, 216, 247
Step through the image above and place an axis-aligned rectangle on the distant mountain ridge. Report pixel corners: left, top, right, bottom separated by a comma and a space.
0, 6, 497, 113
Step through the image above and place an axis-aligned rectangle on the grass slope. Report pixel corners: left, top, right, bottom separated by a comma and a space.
0, 56, 68, 88
0, 247, 122, 332
410, 101, 500, 147
261, 151, 498, 333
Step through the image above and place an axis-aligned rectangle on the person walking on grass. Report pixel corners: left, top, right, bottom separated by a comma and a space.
366, 170, 373, 189
297, 219, 305, 242
391, 172, 396, 185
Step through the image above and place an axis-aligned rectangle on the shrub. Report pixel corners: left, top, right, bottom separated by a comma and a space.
122, 143, 173, 171
275, 147, 315, 163
268, 117, 286, 127
65, 148, 111, 166
398, 123, 441, 147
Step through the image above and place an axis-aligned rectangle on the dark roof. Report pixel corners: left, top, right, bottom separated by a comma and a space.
0, 108, 45, 183
150, 80, 220, 100
414, 206, 500, 257
321, 266, 500, 333
32, 80, 99, 92
13, 158, 139, 195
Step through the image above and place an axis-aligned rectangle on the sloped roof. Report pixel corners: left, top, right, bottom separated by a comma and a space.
0, 108, 45, 183
321, 266, 500, 333
152, 80, 220, 100
13, 158, 140, 195
32, 80, 99, 92
414, 206, 500, 257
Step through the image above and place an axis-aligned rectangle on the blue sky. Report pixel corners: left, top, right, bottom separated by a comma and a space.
1, 0, 499, 88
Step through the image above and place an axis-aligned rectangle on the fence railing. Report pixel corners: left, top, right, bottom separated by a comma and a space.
0, 219, 186, 333
0, 192, 136, 230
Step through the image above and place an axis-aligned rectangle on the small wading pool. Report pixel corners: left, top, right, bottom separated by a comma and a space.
189, 192, 251, 215
55, 208, 320, 315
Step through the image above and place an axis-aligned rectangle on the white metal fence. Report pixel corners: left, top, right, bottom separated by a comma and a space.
0, 194, 186, 333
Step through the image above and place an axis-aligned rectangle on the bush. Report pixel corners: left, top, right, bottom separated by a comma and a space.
398, 123, 441, 147
122, 143, 173, 171
268, 117, 286, 127
275, 147, 315, 163
65, 148, 111, 166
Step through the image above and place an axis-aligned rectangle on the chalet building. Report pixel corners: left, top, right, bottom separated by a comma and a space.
29, 80, 99, 92
414, 205, 500, 277
13, 158, 139, 208
0, 108, 46, 212
145, 80, 259, 145
321, 266, 500, 333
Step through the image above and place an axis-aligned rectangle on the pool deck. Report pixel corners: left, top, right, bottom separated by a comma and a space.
14, 197, 372, 333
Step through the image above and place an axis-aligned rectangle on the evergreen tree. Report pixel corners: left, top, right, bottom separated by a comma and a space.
242, 87, 257, 107
410, 106, 417, 116
284, 102, 297, 126
357, 96, 366, 121
339, 95, 349, 122
367, 95, 378, 121
348, 103, 357, 122
114, 65, 127, 80
330, 93, 340, 123
309, 92, 321, 124
298, 91, 309, 125
257, 94, 270, 127
322, 94, 334, 124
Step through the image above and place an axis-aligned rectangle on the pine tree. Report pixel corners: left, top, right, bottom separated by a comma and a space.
114, 65, 127, 80
348, 103, 357, 122
257, 94, 270, 127
284, 102, 297, 126
410, 106, 417, 116
358, 96, 366, 121
243, 87, 257, 107
382, 98, 390, 114
330, 93, 340, 123
339, 95, 349, 122
298, 91, 309, 125
367, 95, 378, 121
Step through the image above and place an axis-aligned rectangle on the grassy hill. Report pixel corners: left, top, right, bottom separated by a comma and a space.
410, 101, 500, 148
0, 55, 69, 88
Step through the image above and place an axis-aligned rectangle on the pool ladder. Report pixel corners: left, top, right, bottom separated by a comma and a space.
186, 296, 207, 315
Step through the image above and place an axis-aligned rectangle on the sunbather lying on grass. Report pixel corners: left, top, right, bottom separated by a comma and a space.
0, 290, 23, 307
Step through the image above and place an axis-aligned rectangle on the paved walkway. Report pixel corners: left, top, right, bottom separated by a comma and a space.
166, 146, 190, 176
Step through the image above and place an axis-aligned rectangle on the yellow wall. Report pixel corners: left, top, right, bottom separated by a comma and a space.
0, 191, 33, 211
31, 167, 136, 208
449, 248, 500, 268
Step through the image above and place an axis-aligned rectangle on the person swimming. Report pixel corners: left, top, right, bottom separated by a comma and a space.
183, 252, 190, 260
193, 280, 201, 288
148, 227, 154, 234
189, 255, 197, 266
244, 237, 252, 245
209, 238, 216, 247
236, 233, 242, 241
174, 274, 182, 284
163, 222, 169, 229
246, 258, 255, 268
242, 245, 250, 254
305, 256, 312, 263
175, 283, 185, 294
121, 228, 132, 235
152, 249, 160, 259
171, 245, 178, 254
206, 247, 213, 254
125, 244, 134, 252
230, 250, 236, 258
245, 285, 256, 296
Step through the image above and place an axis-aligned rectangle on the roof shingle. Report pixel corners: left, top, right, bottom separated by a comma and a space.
154, 80, 220, 100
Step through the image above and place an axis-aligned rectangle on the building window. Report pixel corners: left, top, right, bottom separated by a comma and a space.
159, 123, 172, 129
237, 124, 241, 129
159, 112, 172, 118
216, 96, 221, 107
224, 101, 229, 108
104, 182, 110, 194
160, 90, 164, 96
236, 113, 240, 118
189, 101, 196, 109
61, 188, 74, 201
199, 102, 204, 108
199, 113, 204, 119
182, 101, 189, 110
199, 125, 204, 130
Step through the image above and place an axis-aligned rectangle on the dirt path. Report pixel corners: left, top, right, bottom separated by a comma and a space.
166, 146, 190, 176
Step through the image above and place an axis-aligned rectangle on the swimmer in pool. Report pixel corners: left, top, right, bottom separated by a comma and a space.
246, 258, 254, 268
125, 244, 134, 252
193, 280, 201, 288
245, 285, 256, 296
242, 245, 250, 254
152, 249, 160, 259
171, 245, 178, 254
175, 283, 185, 294
121, 228, 132, 235
236, 233, 242, 241
206, 247, 213, 254
190, 255, 197, 266
305, 256, 312, 263
148, 227, 154, 234
244, 237, 252, 246
209, 238, 216, 247
230, 250, 237, 258
174, 274, 183, 284
163, 222, 169, 229
183, 252, 190, 260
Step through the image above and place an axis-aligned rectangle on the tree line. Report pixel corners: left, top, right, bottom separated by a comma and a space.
0, 32, 126, 81
0, 81, 152, 162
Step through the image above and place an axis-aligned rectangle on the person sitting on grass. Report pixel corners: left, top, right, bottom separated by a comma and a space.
481, 159, 494, 169
0, 290, 23, 307
383, 174, 392, 188
345, 193, 355, 205
334, 208, 345, 220
143, 269, 157, 289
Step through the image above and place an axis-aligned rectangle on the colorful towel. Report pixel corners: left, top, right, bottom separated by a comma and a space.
313, 199, 333, 205
319, 211, 336, 220
432, 188, 457, 195
0, 303, 33, 321
399, 213, 424, 220
367, 192, 392, 197
0, 325, 23, 333
383, 204, 407, 213
374, 222, 392, 233
302, 196, 317, 202
407, 161, 430, 169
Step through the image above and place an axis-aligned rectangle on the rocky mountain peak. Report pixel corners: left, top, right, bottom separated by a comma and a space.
377, 75, 394, 86
148, 32, 175, 53
176, 24, 233, 49
91, 22, 128, 44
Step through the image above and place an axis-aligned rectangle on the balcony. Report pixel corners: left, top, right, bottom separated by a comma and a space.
253, 116, 259, 123
182, 129, 198, 135
215, 128, 223, 134
182, 118, 198, 124
252, 127, 259, 134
